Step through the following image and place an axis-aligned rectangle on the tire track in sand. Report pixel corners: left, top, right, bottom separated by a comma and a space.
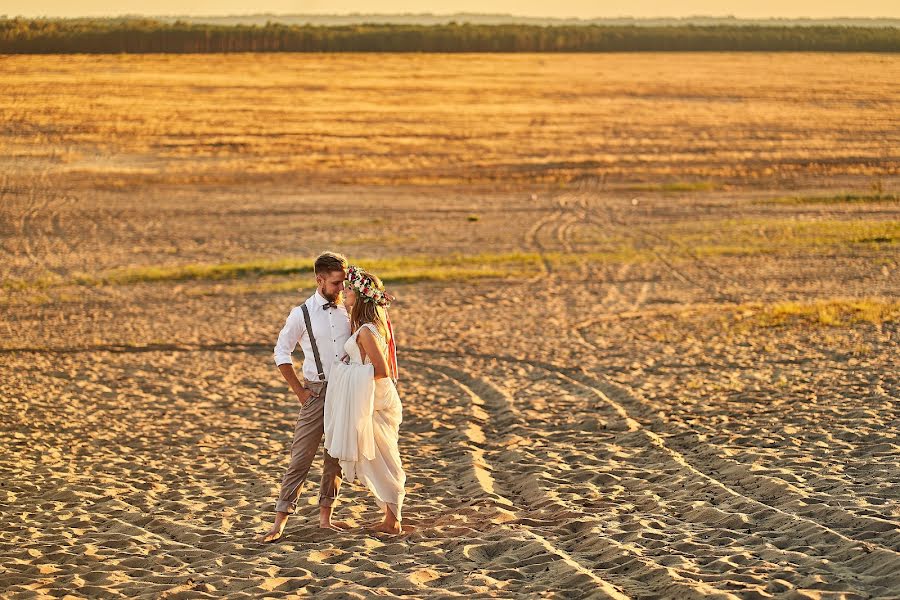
404, 348, 900, 596
407, 357, 736, 600
556, 192, 900, 551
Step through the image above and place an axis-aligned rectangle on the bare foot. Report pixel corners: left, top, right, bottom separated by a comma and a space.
259, 511, 289, 543
319, 520, 352, 530
369, 521, 402, 535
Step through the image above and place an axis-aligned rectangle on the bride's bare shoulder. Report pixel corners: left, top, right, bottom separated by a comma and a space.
358, 322, 385, 339
356, 323, 380, 344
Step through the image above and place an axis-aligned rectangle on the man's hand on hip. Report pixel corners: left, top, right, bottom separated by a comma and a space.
296, 389, 314, 408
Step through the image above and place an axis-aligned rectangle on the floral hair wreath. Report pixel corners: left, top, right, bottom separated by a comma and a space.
346, 265, 392, 308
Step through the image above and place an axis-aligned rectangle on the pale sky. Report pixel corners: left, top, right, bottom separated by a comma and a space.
3, 1, 897, 19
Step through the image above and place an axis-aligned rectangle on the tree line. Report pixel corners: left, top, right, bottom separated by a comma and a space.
1, 19, 897, 53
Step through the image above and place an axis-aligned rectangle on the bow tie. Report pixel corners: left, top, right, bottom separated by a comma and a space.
322, 301, 338, 310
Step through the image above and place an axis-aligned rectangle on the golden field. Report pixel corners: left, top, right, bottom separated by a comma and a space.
1, 53, 898, 188
1, 53, 899, 599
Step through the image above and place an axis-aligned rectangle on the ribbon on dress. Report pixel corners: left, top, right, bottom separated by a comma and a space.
386, 311, 399, 383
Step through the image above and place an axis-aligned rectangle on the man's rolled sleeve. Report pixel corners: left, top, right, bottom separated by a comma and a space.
274, 307, 305, 367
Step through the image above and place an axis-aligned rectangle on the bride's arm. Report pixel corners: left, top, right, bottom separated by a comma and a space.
356, 327, 390, 380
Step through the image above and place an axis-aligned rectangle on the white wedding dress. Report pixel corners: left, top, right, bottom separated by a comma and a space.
323, 323, 406, 522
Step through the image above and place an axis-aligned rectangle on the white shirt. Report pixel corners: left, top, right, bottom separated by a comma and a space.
273, 290, 352, 382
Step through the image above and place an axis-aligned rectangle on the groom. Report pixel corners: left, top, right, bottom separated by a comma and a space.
260, 251, 352, 542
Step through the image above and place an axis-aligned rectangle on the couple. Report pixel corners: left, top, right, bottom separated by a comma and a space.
260, 251, 406, 542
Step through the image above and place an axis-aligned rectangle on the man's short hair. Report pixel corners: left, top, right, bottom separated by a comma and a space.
314, 251, 348, 276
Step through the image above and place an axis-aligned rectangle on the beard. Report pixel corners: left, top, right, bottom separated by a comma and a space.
323, 289, 343, 303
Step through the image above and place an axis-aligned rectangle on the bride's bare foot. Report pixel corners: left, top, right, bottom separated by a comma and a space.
318, 506, 353, 530
369, 521, 402, 535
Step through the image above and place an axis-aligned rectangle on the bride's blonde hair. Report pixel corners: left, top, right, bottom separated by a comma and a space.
349, 269, 388, 340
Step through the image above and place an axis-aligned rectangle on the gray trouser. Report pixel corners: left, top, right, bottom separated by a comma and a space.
274, 381, 342, 514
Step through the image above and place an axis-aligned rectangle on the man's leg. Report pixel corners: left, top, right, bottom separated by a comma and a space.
276, 394, 326, 513
260, 395, 326, 541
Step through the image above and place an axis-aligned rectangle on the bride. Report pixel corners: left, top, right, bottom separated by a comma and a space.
324, 265, 406, 535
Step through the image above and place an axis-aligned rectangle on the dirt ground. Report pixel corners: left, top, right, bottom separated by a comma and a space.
1, 53, 898, 599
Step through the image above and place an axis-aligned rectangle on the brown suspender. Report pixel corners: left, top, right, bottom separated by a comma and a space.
300, 304, 326, 382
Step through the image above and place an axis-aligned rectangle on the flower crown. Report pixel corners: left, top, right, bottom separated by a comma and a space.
346, 265, 392, 308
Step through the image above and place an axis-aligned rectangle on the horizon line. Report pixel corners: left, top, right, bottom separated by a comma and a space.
4, 12, 899, 21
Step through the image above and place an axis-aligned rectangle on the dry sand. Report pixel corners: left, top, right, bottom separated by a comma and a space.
1, 53, 899, 599
2, 184, 897, 599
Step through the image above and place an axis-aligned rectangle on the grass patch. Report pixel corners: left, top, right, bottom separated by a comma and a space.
0, 249, 656, 296
664, 218, 898, 256
72, 259, 315, 286
758, 193, 899, 205
737, 299, 899, 328
58, 250, 662, 290
768, 219, 897, 246
0, 291, 53, 306
1, 273, 66, 291
188, 250, 661, 296
65, 252, 551, 288
626, 181, 718, 193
